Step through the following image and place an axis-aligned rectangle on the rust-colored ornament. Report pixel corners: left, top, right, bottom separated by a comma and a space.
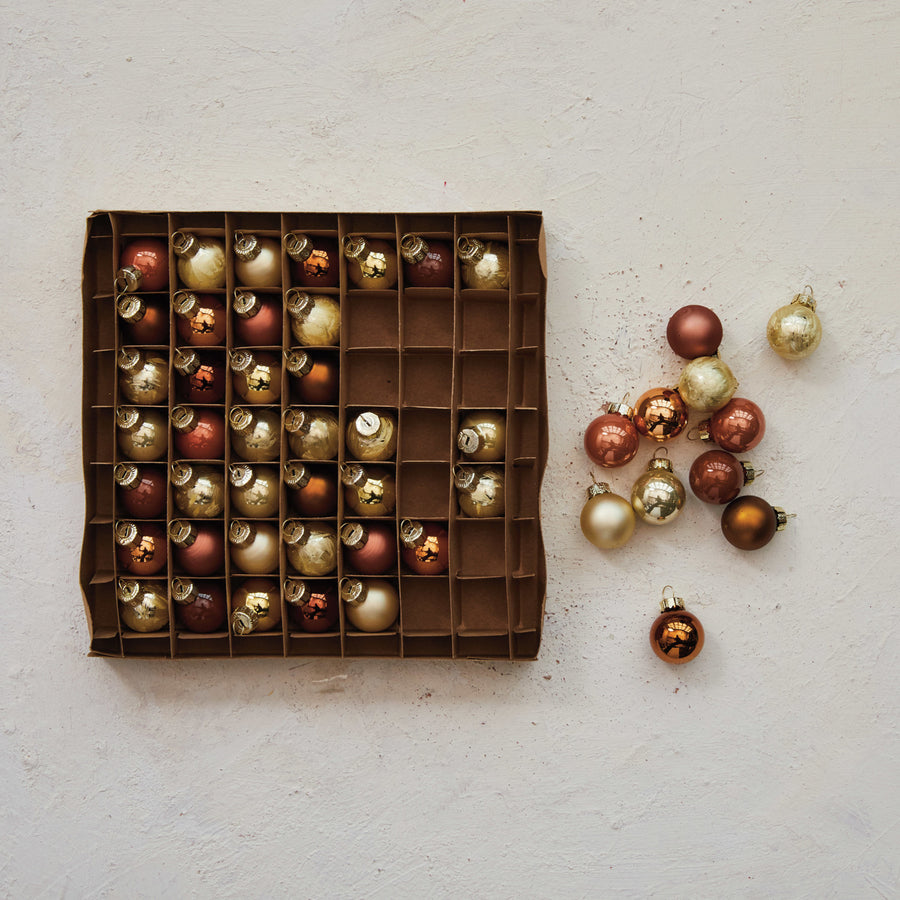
173, 348, 226, 404
172, 406, 226, 460
285, 350, 339, 404
116, 238, 169, 293
172, 577, 227, 634
284, 233, 340, 288
284, 578, 339, 632
399, 520, 449, 574
116, 295, 169, 345
650, 587, 704, 665
721, 495, 793, 551
284, 462, 337, 517
174, 291, 227, 346
633, 388, 687, 442
115, 521, 167, 576
583, 399, 638, 467
666, 305, 723, 359
697, 398, 766, 453
400, 234, 453, 288
689, 450, 760, 505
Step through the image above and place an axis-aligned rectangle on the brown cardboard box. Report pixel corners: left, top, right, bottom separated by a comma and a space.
80, 212, 547, 659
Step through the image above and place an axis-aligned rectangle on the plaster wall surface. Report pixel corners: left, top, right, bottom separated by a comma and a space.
1, 1, 898, 896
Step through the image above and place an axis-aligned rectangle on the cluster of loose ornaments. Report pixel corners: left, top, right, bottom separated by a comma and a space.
580, 290, 822, 664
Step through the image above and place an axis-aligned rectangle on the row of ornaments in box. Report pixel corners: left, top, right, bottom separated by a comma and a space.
115, 232, 511, 296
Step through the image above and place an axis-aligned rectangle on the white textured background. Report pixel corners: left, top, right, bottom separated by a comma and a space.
1, 1, 898, 897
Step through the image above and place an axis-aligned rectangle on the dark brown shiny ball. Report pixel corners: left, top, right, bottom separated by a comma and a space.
721, 495, 777, 550
291, 355, 340, 404
116, 524, 167, 576
173, 525, 225, 576
173, 409, 226, 460
403, 240, 453, 288
287, 470, 338, 517
177, 359, 226, 404
292, 237, 340, 288
667, 305, 723, 359
117, 467, 167, 518
689, 450, 745, 505
650, 610, 705, 664
709, 398, 766, 453
633, 388, 688, 441
289, 582, 339, 633
119, 298, 169, 344
177, 582, 227, 633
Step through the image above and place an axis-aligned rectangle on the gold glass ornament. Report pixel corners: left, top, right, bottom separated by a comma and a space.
284, 408, 340, 460
172, 231, 226, 290
233, 232, 282, 287
229, 464, 280, 518
116, 407, 168, 461
228, 520, 280, 574
457, 410, 506, 462
580, 478, 636, 549
283, 520, 338, 576
633, 388, 688, 441
231, 577, 281, 635
630, 450, 686, 525
229, 406, 281, 462
117, 348, 168, 405
341, 464, 397, 517
341, 577, 400, 632
677, 356, 738, 413
457, 236, 510, 290
650, 587, 705, 664
171, 462, 225, 518
454, 464, 505, 518
342, 235, 398, 290
346, 411, 397, 461
230, 349, 281, 404
767, 286, 822, 360
117, 578, 169, 633
286, 289, 341, 346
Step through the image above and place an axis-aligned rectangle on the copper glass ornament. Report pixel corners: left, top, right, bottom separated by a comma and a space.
340, 522, 397, 575
284, 233, 340, 288
399, 520, 449, 575
650, 587, 704, 665
283, 520, 338, 576
689, 450, 760, 505
285, 408, 340, 460
172, 407, 226, 460
284, 462, 337, 517
580, 479, 636, 549
116, 238, 169, 293
230, 407, 281, 462
341, 464, 397, 517
457, 236, 510, 290
342, 235, 398, 290
233, 232, 281, 287
767, 286, 822, 360
721, 495, 793, 551
457, 410, 506, 463
454, 465, 505, 518
231, 578, 281, 635
115, 463, 167, 518
117, 578, 169, 633
284, 578, 339, 633
677, 356, 738, 413
172, 231, 226, 290
115, 521, 167, 576
697, 397, 766, 453
116, 407, 168, 461
229, 520, 280, 574
173, 348, 226, 404
630, 450, 686, 525
400, 234, 453, 288
285, 350, 340, 404
171, 462, 225, 518
583, 399, 639, 467
230, 350, 281, 404
117, 295, 169, 345
340, 578, 400, 632
286, 290, 340, 346
666, 305, 723, 359
173, 291, 227, 346
169, 520, 225, 577
233, 290, 283, 346
346, 411, 397, 461
229, 464, 280, 518
172, 577, 227, 634
633, 388, 687, 441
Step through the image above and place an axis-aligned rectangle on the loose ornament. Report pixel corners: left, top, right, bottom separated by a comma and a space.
580, 478, 636, 549
689, 450, 761, 505
767, 286, 822, 359
342, 235, 398, 290
721, 495, 794, 551
172, 232, 226, 290
583, 399, 639, 467
284, 233, 340, 288
341, 578, 400, 632
633, 388, 688, 442
630, 449, 686, 525
666, 305, 723, 359
695, 397, 766, 453
649, 587, 705, 665
676, 355, 738, 413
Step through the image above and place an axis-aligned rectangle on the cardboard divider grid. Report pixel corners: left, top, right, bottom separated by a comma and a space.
80, 211, 547, 660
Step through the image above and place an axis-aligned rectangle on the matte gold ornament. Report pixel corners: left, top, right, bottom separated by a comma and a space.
231, 577, 281, 635
283, 520, 338, 576
630, 450, 686, 525
117, 348, 168, 405
117, 578, 169, 633
233, 232, 282, 287
342, 235, 398, 290
341, 577, 400, 632
229, 406, 281, 462
346, 411, 397, 461
284, 408, 340, 460
676, 356, 738, 413
650, 586, 704, 665
766, 286, 822, 360
454, 464, 505, 518
457, 236, 510, 290
228, 520, 280, 574
286, 290, 340, 346
171, 461, 225, 518
172, 231, 226, 290
230, 349, 281, 404
580, 478, 636, 549
229, 464, 280, 518
457, 410, 506, 462
116, 407, 168, 461
341, 464, 397, 517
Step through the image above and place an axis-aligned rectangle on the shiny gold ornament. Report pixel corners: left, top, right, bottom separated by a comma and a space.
767, 286, 822, 360
172, 231, 226, 290
230, 349, 281, 404
117, 348, 168, 405
676, 356, 738, 413
284, 408, 340, 460
341, 464, 397, 517
229, 464, 280, 518
171, 461, 225, 518
630, 450, 686, 525
457, 236, 510, 290
286, 289, 341, 346
229, 406, 281, 462
342, 235, 398, 290
231, 577, 281, 635
228, 520, 280, 574
633, 388, 688, 441
346, 411, 397, 461
117, 578, 169, 633
283, 519, 338, 576
233, 232, 282, 287
457, 410, 506, 462
650, 587, 705, 665
341, 577, 400, 632
116, 407, 168, 461
454, 464, 505, 518
580, 478, 636, 549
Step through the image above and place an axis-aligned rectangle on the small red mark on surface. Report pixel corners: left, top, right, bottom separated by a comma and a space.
443, 181, 447, 187
674, 687, 680, 693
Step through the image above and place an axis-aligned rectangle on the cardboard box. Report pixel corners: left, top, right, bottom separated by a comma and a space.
80, 212, 547, 659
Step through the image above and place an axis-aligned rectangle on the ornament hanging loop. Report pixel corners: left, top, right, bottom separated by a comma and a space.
652, 446, 670, 459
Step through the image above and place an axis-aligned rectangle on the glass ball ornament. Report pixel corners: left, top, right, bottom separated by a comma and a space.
173, 291, 227, 346
285, 408, 340, 460
233, 232, 281, 287
630, 450, 686, 525
285, 350, 340, 404
767, 287, 822, 360
399, 234, 453, 288
284, 233, 340, 288
677, 355, 738, 413
342, 235, 398, 290
689, 450, 760, 505
116, 407, 168, 461
173, 348, 226, 404
454, 465, 505, 518
633, 388, 687, 442
346, 411, 397, 461
649, 587, 705, 665
341, 464, 397, 517
116, 238, 169, 293
282, 520, 338, 576
231, 578, 281, 635
230, 350, 281, 405
229, 464, 280, 518
340, 522, 397, 576
115, 463, 167, 518
169, 520, 225, 577
696, 397, 766, 453
457, 410, 506, 463
721, 495, 793, 550
114, 521, 167, 576
286, 290, 340, 346
172, 231, 226, 290
233, 290, 283, 346
399, 520, 449, 575
229, 520, 280, 574
116, 295, 169, 345
284, 462, 337, 517
172, 577, 227, 634
229, 406, 281, 462
457, 236, 510, 290
171, 406, 226, 460
666, 305, 723, 359
583, 399, 639, 467
170, 462, 225, 518
579, 479, 636, 549
117, 578, 169, 633
284, 578, 339, 633
340, 577, 400, 633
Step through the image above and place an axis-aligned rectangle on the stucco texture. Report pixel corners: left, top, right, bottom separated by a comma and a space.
1, 1, 898, 897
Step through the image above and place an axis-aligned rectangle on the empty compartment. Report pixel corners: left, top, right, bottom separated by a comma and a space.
116, 212, 169, 235
507, 408, 540, 462
90, 633, 122, 657
456, 213, 509, 236
457, 634, 510, 660
399, 408, 451, 462
515, 245, 544, 293
90, 350, 117, 405
402, 293, 453, 348
344, 293, 400, 349
398, 214, 454, 235
344, 633, 401, 657
403, 635, 452, 658
512, 630, 541, 659
88, 465, 115, 523
508, 462, 540, 519
510, 349, 541, 408
512, 294, 543, 350
399, 577, 451, 633
86, 523, 115, 580
459, 294, 510, 351
85, 236, 115, 295
455, 519, 506, 578
341, 213, 396, 236
121, 633, 172, 658
169, 213, 226, 231
344, 351, 399, 406
509, 519, 539, 577
231, 212, 282, 232
402, 352, 453, 407
282, 213, 340, 233
459, 353, 509, 408
457, 578, 509, 633
88, 409, 116, 464
288, 633, 343, 657
512, 576, 541, 632
86, 582, 120, 634
175, 634, 231, 658
398, 463, 451, 518
512, 214, 542, 242
87, 299, 118, 351
231, 632, 285, 657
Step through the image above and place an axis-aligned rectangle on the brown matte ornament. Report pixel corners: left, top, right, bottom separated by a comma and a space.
457, 236, 510, 290
169, 520, 225, 577
399, 520, 449, 575
174, 349, 226, 404
171, 462, 225, 518
117, 578, 169, 633
284, 233, 340, 288
283, 520, 338, 576
233, 233, 281, 287
172, 407, 226, 460
231, 578, 281, 635
174, 292, 227, 346
721, 495, 792, 551
342, 236, 398, 289
285, 408, 340, 460
285, 350, 340, 404
341, 522, 396, 575
115, 463, 167, 518
341, 464, 397, 517
454, 465, 505, 518
230, 350, 281, 404
341, 577, 400, 632
666, 305, 723, 359
633, 388, 688, 442
172, 577, 227, 634
583, 400, 639, 467
116, 295, 169, 345
117, 348, 168, 405
399, 234, 453, 288
172, 232, 226, 290
229, 464, 280, 518
650, 588, 705, 665
116, 238, 169, 293
230, 407, 281, 462
689, 450, 758, 505
229, 520, 280, 574
286, 291, 340, 346
284, 462, 337, 517
115, 521, 167, 576
284, 579, 339, 632
233, 290, 283, 346
116, 407, 168, 461
346, 411, 397, 461
699, 397, 766, 453
457, 410, 506, 462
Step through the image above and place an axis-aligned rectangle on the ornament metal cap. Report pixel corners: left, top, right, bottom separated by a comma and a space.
283, 578, 309, 606
340, 522, 368, 549
399, 519, 425, 548
659, 585, 686, 613
173, 290, 200, 319
400, 234, 429, 264
229, 349, 255, 373
231, 605, 259, 635
341, 464, 367, 488
282, 519, 308, 545
284, 349, 312, 376
353, 411, 383, 438
586, 480, 613, 500
648, 448, 674, 472
171, 406, 197, 433
453, 464, 478, 492
228, 520, 256, 547
172, 231, 198, 258
116, 294, 146, 322
457, 428, 482, 455
606, 397, 634, 418
690, 421, 712, 442
173, 347, 200, 375
340, 577, 367, 606
117, 347, 142, 374
229, 464, 254, 487
233, 231, 262, 262
773, 507, 796, 531
233, 289, 261, 318
171, 577, 198, 606
114, 521, 139, 548
283, 408, 310, 434
283, 232, 313, 262
116, 406, 141, 431
342, 235, 369, 260
791, 285, 817, 311
285, 289, 313, 319
168, 519, 197, 547
283, 461, 310, 488
116, 577, 141, 606
114, 265, 143, 294
740, 461, 762, 485
229, 406, 253, 432
170, 461, 194, 487
457, 236, 486, 262
114, 463, 140, 490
